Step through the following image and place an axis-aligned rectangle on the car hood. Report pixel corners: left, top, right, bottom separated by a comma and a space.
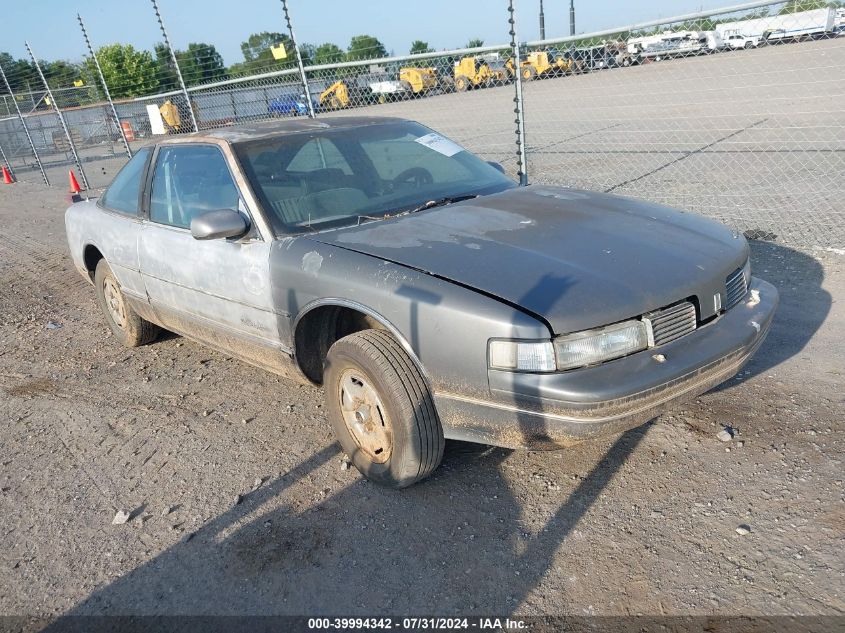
307, 186, 748, 334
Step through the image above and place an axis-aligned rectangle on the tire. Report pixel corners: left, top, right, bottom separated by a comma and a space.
454, 75, 470, 92
94, 259, 159, 347
325, 329, 444, 489
521, 66, 536, 81
744, 41, 752, 49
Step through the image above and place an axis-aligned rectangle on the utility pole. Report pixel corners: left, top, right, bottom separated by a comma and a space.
78, 14, 132, 158
27, 41, 90, 189
0, 61, 48, 185
569, 0, 576, 36
150, 0, 198, 133
539, 0, 546, 40
281, 0, 315, 119
508, 0, 528, 186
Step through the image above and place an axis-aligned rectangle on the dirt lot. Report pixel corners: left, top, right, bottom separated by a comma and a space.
0, 173, 843, 623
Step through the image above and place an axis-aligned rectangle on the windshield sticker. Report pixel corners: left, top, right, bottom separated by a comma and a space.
414, 133, 464, 157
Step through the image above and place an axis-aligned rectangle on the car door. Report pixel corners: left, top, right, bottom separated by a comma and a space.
138, 143, 288, 371
93, 146, 154, 301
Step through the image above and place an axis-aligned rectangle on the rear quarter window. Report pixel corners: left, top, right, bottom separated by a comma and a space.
100, 146, 152, 215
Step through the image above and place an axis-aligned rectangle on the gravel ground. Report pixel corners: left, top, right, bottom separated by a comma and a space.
0, 170, 843, 622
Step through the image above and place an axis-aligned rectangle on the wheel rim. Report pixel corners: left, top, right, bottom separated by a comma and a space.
103, 277, 127, 330
337, 368, 392, 463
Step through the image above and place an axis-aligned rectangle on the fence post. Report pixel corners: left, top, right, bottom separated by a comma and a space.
281, 0, 316, 118
149, 0, 198, 133
26, 41, 89, 190
508, 0, 529, 186
0, 60, 50, 186
78, 14, 132, 159
0, 139, 14, 180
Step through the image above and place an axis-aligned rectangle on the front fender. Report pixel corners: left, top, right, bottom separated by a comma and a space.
271, 237, 550, 398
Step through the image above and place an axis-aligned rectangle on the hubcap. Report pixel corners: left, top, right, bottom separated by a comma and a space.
338, 369, 392, 463
103, 277, 127, 329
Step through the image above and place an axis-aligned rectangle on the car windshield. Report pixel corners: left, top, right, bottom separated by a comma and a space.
233, 120, 516, 234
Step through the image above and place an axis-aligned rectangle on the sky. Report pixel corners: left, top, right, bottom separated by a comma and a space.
1, 0, 737, 65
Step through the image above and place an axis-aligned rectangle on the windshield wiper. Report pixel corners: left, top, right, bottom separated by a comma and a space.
353, 194, 480, 227
406, 194, 479, 215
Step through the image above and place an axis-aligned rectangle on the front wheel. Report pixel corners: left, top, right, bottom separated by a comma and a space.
94, 259, 160, 347
325, 330, 444, 489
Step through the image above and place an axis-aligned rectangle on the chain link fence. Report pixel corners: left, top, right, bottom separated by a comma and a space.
520, 1, 845, 248
0, 0, 843, 247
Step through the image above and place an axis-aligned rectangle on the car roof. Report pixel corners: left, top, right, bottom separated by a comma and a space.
166, 116, 405, 145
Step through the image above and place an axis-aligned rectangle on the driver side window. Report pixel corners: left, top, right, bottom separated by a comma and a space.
149, 145, 240, 229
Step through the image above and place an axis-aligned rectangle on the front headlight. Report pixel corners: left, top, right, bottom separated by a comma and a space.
489, 340, 556, 372
554, 319, 648, 371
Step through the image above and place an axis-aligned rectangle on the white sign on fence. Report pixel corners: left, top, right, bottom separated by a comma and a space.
146, 104, 166, 136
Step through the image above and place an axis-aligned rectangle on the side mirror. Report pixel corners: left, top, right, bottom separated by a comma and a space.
190, 209, 249, 241
487, 161, 505, 174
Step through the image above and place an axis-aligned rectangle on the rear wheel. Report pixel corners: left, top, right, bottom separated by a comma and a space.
454, 75, 470, 92
94, 259, 159, 347
325, 330, 444, 489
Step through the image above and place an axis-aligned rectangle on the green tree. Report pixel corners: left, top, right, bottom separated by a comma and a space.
42, 60, 81, 88
153, 43, 179, 92
178, 43, 227, 86
347, 35, 387, 61
0, 52, 39, 93
466, 38, 484, 48
314, 42, 345, 65
238, 32, 295, 73
299, 43, 316, 66
409, 40, 431, 55
779, 0, 827, 13
84, 44, 158, 98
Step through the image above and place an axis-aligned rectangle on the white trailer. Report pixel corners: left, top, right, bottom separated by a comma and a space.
715, 8, 836, 43
628, 29, 723, 55
702, 30, 725, 51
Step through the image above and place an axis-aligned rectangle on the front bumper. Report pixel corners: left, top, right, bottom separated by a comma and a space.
435, 277, 778, 449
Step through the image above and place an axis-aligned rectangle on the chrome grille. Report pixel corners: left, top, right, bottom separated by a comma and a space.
725, 266, 749, 310
643, 301, 697, 347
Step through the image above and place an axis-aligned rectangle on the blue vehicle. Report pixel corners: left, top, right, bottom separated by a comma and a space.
268, 94, 318, 117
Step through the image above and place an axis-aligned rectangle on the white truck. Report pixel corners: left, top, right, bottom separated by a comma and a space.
715, 8, 836, 44
724, 31, 761, 49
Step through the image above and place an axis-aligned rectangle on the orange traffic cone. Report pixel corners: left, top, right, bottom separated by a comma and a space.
1, 165, 13, 184
68, 170, 82, 194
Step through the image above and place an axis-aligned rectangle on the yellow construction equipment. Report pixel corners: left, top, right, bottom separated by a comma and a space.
453, 57, 494, 91
519, 50, 573, 80
399, 67, 438, 95
319, 80, 350, 110
487, 59, 513, 84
